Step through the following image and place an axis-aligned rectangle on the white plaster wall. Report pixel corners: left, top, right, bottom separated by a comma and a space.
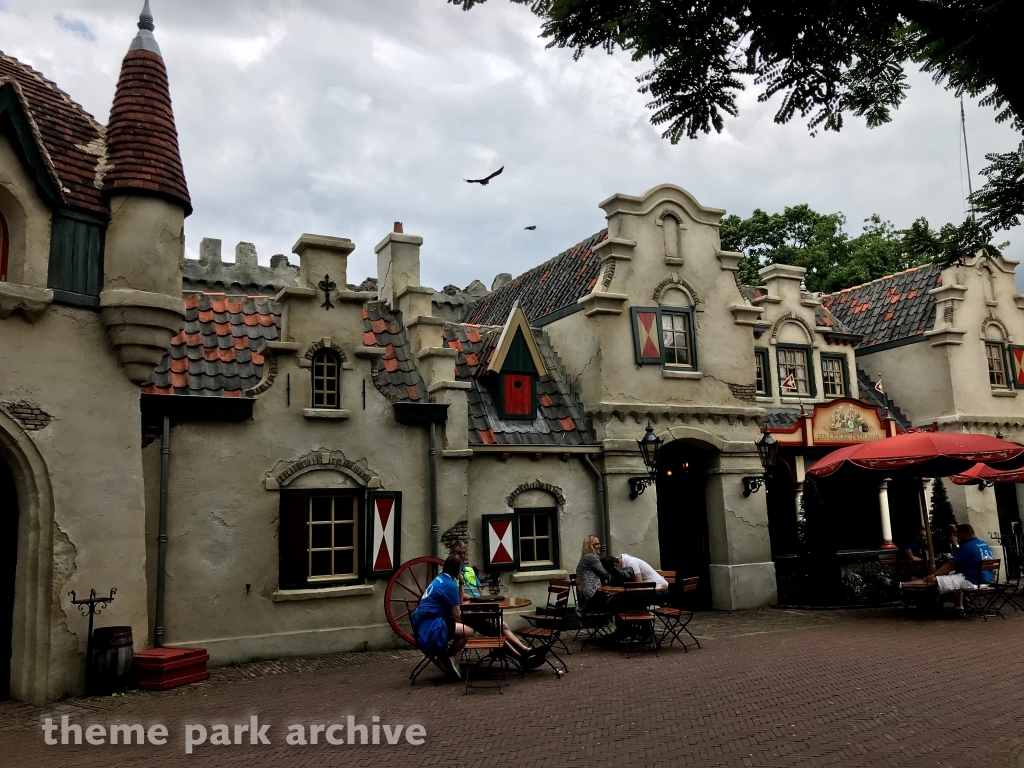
0, 306, 151, 698
0, 134, 52, 288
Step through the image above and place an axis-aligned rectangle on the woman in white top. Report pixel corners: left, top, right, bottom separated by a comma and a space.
616, 553, 669, 589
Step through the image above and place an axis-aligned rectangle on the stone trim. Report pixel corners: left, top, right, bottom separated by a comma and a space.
270, 450, 375, 489
981, 315, 1012, 342
653, 275, 701, 306
587, 402, 765, 427
506, 480, 566, 509
770, 313, 816, 346
0, 401, 53, 431
304, 339, 348, 363
243, 353, 277, 397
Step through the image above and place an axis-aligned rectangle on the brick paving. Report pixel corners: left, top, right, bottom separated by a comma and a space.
2, 607, 1023, 768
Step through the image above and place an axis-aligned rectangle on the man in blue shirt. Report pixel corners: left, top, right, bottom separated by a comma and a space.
905, 524, 993, 612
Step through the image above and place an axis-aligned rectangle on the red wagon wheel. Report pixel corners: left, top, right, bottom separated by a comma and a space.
384, 556, 443, 645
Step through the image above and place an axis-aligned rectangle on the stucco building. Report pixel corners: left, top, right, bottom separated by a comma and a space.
5, 4, 1022, 705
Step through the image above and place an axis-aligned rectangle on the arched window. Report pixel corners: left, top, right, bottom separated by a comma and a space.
0, 210, 9, 282
311, 350, 341, 409
984, 323, 1009, 389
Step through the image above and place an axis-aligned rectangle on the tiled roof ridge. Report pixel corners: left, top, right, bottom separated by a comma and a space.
0, 51, 104, 132
104, 48, 192, 215
463, 228, 608, 325
820, 262, 939, 299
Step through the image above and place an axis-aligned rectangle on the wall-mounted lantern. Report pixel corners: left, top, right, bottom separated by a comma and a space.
743, 426, 779, 496
629, 422, 662, 499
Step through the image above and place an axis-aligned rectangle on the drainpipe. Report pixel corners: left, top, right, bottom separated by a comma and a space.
581, 453, 608, 555
429, 421, 439, 559
154, 415, 170, 648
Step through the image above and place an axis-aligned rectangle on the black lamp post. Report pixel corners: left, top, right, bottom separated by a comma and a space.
743, 426, 778, 496
629, 422, 662, 500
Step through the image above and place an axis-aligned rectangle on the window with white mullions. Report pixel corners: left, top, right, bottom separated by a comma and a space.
308, 495, 358, 581
661, 310, 693, 367
754, 348, 769, 395
821, 356, 846, 397
311, 350, 340, 408
778, 347, 810, 396
987, 343, 1008, 388
518, 510, 554, 567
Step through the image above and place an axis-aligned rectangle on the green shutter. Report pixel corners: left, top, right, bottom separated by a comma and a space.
47, 211, 105, 306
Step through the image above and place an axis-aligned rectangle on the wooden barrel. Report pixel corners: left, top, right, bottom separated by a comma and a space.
90, 626, 134, 693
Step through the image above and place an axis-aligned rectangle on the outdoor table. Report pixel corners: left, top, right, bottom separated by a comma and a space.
462, 597, 532, 610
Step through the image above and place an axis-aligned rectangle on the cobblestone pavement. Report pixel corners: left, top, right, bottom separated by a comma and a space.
3, 607, 1023, 768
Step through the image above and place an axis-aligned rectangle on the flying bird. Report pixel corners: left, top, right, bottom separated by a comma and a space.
524, 225, 537, 230
464, 166, 504, 185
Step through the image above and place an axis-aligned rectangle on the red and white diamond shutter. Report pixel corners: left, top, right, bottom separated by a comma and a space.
368, 491, 401, 578
482, 513, 518, 571
1010, 346, 1024, 388
631, 307, 664, 365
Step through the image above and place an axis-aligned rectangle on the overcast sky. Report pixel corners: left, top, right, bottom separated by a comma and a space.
2, 0, 1021, 291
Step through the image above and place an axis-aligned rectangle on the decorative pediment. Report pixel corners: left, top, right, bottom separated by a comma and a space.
487, 305, 548, 377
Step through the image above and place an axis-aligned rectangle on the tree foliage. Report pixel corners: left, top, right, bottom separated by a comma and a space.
929, 478, 958, 546
719, 204, 954, 292
449, 1, 1021, 238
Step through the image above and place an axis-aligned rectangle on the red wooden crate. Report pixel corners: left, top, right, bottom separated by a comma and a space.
134, 647, 209, 690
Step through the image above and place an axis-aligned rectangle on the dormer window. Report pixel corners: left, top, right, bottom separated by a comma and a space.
312, 350, 341, 408
489, 306, 548, 421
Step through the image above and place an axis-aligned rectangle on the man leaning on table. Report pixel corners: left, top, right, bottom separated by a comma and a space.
616, 553, 669, 589
902, 524, 994, 615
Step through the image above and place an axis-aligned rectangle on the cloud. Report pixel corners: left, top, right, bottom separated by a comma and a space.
54, 13, 96, 41
2, 0, 1020, 292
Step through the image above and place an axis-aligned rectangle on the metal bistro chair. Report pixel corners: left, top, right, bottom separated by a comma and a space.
570, 573, 614, 649
521, 580, 573, 657
654, 572, 701, 650
459, 602, 510, 694
616, 582, 659, 657
409, 623, 455, 686
516, 586, 570, 676
965, 559, 1005, 620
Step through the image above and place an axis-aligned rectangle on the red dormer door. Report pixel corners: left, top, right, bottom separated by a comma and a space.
502, 373, 534, 417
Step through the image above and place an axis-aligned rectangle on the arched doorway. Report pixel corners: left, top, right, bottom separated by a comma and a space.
0, 457, 17, 700
656, 440, 713, 609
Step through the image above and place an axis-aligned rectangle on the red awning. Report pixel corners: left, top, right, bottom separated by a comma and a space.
949, 463, 1024, 485
806, 432, 1024, 479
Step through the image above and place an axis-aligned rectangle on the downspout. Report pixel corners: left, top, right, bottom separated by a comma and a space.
429, 421, 439, 559
581, 453, 608, 556
154, 415, 170, 647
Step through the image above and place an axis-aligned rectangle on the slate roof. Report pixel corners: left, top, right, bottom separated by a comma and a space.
443, 323, 596, 446
740, 285, 856, 335
361, 303, 428, 403
463, 230, 608, 325
856, 366, 911, 431
820, 264, 940, 348
143, 294, 278, 396
0, 52, 109, 217
104, 48, 191, 215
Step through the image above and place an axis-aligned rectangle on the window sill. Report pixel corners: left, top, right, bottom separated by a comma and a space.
780, 396, 814, 404
991, 389, 1017, 398
272, 584, 374, 601
511, 568, 567, 583
662, 369, 702, 380
303, 409, 352, 419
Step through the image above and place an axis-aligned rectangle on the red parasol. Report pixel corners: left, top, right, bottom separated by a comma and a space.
949, 463, 1024, 485
806, 432, 1024, 479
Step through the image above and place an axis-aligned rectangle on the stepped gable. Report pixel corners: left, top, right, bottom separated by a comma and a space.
143, 294, 279, 396
443, 322, 596, 447
0, 52, 108, 216
740, 284, 855, 334
103, 5, 191, 214
361, 303, 428, 403
463, 229, 607, 325
821, 264, 940, 348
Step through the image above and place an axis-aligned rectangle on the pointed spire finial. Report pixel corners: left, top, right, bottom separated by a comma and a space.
129, 0, 162, 55
139, 0, 155, 31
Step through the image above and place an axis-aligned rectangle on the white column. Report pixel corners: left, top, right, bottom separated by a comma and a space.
879, 480, 896, 549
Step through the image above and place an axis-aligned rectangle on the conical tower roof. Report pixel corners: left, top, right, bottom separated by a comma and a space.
104, 1, 192, 215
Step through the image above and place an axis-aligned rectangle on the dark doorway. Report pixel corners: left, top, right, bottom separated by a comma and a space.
995, 484, 1021, 539
0, 458, 18, 700
656, 441, 712, 609
765, 458, 799, 557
